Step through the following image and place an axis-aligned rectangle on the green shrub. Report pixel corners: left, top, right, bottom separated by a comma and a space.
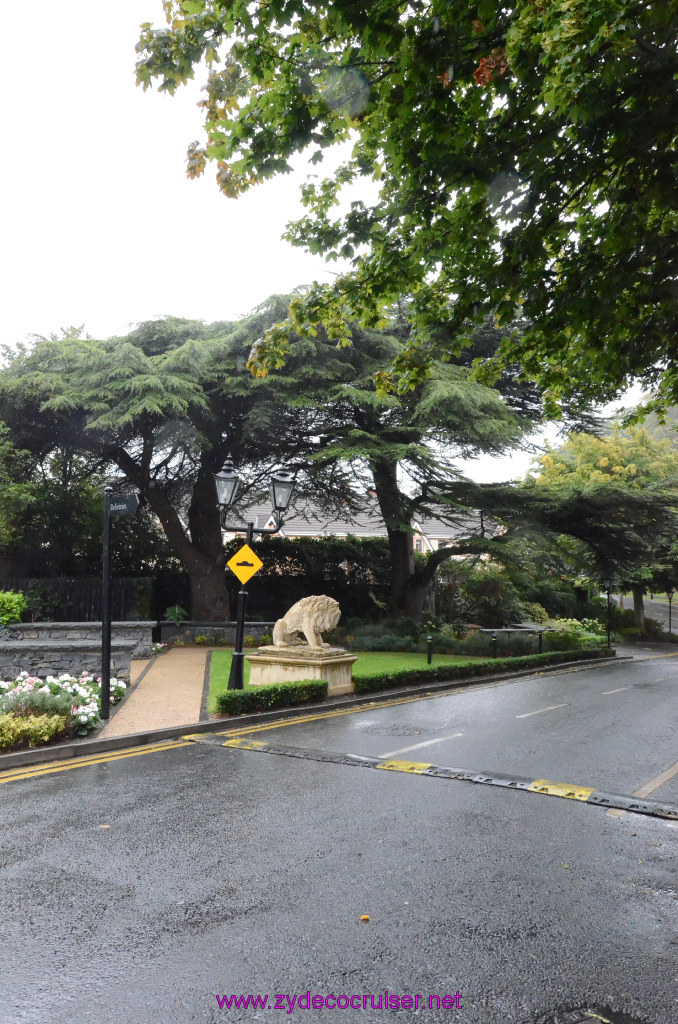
454, 631, 495, 657
608, 606, 635, 630
495, 631, 539, 657
194, 634, 209, 645
344, 617, 370, 633
351, 633, 416, 652
259, 633, 273, 646
0, 689, 73, 718
386, 616, 420, 640
417, 633, 462, 655
541, 617, 606, 651
243, 634, 258, 648
216, 679, 328, 715
0, 713, 69, 751
0, 590, 27, 626
22, 582, 71, 622
522, 602, 549, 624
352, 649, 612, 694
164, 604, 188, 625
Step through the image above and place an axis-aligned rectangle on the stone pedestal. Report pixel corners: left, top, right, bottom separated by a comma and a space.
245, 646, 357, 696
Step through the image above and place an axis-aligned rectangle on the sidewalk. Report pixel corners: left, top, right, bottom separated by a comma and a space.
99, 647, 210, 737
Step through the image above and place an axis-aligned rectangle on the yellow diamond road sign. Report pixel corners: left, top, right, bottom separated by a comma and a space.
227, 544, 263, 585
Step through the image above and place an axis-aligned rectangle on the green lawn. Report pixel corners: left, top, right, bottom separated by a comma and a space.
207, 649, 480, 713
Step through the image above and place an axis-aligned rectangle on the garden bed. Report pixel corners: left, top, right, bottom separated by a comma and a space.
0, 671, 127, 753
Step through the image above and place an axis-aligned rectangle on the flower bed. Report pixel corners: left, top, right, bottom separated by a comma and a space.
0, 671, 127, 751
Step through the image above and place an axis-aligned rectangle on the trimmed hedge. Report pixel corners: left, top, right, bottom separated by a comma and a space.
216, 679, 329, 715
0, 713, 69, 751
214, 649, 612, 714
352, 648, 613, 694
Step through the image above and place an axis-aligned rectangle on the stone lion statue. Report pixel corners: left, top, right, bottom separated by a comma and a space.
273, 595, 341, 649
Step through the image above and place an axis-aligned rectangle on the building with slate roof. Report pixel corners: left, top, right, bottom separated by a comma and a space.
223, 499, 487, 554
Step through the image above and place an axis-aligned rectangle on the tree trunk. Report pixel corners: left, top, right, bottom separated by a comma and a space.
370, 457, 420, 618
188, 557, 231, 621
115, 451, 232, 621
402, 572, 436, 620
631, 585, 645, 630
186, 464, 230, 620
386, 525, 417, 617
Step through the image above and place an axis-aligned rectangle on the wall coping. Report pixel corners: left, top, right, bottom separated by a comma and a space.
0, 639, 136, 651
158, 620, 275, 627
10, 621, 156, 629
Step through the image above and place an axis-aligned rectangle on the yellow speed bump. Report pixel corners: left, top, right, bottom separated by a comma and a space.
375, 759, 432, 774
528, 779, 595, 801
222, 737, 268, 751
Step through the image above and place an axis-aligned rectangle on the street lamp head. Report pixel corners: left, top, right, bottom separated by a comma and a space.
214, 453, 240, 509
667, 588, 675, 599
269, 465, 296, 514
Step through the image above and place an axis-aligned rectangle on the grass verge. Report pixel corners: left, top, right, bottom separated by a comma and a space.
209, 649, 499, 713
206, 651, 606, 716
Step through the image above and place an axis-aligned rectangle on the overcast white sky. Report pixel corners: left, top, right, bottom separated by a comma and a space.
0, 1, 339, 348
1, 2, 624, 483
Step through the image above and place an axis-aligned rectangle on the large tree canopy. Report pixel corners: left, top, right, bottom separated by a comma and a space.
0, 309, 349, 619
0, 300, 535, 619
136, 1, 677, 410
524, 424, 678, 624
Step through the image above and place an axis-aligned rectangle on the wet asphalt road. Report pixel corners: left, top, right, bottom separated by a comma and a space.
1, 654, 676, 1024
640, 600, 677, 636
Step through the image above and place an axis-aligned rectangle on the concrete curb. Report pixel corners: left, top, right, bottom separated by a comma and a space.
0, 654, 628, 772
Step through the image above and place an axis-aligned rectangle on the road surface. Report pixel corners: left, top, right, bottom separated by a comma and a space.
1, 652, 676, 1024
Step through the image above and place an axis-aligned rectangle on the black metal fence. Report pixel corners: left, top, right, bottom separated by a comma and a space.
0, 573, 385, 623
2, 577, 154, 622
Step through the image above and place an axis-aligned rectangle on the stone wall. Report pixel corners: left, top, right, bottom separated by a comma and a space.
9, 622, 155, 658
0, 640, 133, 681
158, 621, 276, 645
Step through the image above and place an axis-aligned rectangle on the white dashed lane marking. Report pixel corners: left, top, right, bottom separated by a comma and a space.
515, 703, 569, 719
379, 732, 464, 758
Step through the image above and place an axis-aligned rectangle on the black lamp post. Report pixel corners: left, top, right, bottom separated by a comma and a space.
667, 588, 674, 635
603, 579, 614, 650
101, 487, 139, 718
214, 455, 296, 690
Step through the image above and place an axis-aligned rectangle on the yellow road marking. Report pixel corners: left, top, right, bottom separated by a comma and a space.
375, 759, 432, 774
0, 741, 192, 785
528, 779, 595, 801
632, 759, 678, 798
607, 759, 678, 819
222, 738, 268, 751
208, 693, 440, 738
636, 651, 678, 660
